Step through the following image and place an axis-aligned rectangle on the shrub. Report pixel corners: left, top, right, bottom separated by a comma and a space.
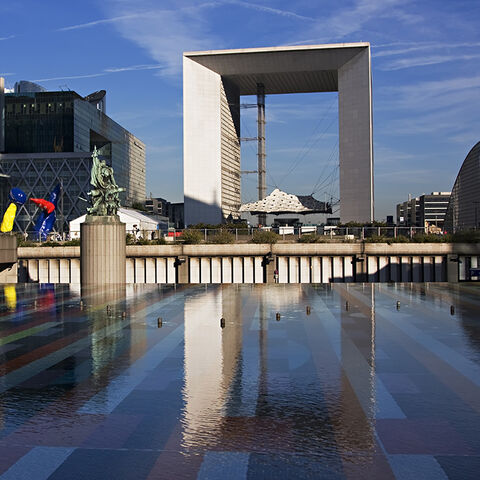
364, 234, 388, 243
181, 229, 203, 244
388, 235, 410, 243
297, 233, 326, 243
251, 230, 279, 244
451, 230, 480, 243
411, 233, 447, 243
63, 239, 80, 246
135, 237, 152, 245
152, 237, 166, 245
126, 233, 136, 245
209, 230, 234, 244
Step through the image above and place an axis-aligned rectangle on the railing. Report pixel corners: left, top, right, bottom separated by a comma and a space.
161, 226, 430, 242
20, 226, 434, 244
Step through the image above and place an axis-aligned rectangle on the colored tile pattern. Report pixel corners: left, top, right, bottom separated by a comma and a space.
0, 282, 479, 479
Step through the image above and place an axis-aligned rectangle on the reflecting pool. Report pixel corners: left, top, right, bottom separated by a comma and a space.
0, 283, 479, 479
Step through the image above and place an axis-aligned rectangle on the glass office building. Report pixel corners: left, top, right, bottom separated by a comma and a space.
444, 141, 480, 232
0, 80, 145, 234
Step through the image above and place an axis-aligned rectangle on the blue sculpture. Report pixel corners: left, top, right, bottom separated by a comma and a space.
34, 184, 61, 241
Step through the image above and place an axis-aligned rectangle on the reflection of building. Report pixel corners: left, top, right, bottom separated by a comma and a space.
183, 287, 243, 447
396, 192, 451, 229
444, 141, 480, 232
0, 78, 145, 233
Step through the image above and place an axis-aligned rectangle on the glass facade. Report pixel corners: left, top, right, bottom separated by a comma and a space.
444, 141, 480, 232
4, 92, 80, 153
0, 88, 146, 235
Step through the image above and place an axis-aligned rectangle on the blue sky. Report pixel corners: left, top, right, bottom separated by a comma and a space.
1, 0, 479, 220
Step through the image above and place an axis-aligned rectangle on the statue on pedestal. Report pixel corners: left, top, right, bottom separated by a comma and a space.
87, 146, 125, 216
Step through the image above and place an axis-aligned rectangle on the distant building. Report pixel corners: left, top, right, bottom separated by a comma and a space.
396, 192, 451, 229
0, 78, 145, 233
145, 197, 184, 229
444, 141, 480, 232
145, 197, 169, 217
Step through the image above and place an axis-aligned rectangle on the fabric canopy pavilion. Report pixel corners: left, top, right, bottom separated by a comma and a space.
239, 189, 332, 215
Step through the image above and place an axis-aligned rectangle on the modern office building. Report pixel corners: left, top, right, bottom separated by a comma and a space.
396, 192, 451, 229
0, 78, 145, 233
183, 43, 374, 226
444, 141, 480, 232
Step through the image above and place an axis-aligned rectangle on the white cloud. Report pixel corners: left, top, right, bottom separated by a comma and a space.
79, 0, 317, 77
57, 13, 149, 31
292, 0, 415, 43
378, 75, 480, 114
33, 72, 107, 82
33, 63, 166, 82
380, 53, 480, 71
104, 64, 164, 73
226, 1, 313, 21
373, 41, 480, 58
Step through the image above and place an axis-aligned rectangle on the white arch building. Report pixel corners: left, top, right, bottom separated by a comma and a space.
183, 43, 374, 225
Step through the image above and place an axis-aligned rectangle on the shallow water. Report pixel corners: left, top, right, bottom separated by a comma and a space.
0, 283, 479, 479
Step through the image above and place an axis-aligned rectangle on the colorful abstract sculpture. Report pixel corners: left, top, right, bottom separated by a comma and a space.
0, 187, 27, 233
30, 198, 55, 214
32, 184, 61, 241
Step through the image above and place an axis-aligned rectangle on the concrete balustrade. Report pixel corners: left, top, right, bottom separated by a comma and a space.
16, 243, 480, 284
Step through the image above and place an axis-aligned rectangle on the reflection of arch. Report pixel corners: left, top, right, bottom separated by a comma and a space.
444, 141, 480, 232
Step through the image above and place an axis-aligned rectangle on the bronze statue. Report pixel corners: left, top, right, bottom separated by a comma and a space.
87, 146, 125, 216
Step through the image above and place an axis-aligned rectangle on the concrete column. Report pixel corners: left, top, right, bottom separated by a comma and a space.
176, 257, 189, 284
338, 48, 374, 222
446, 254, 459, 282
80, 215, 126, 285
264, 254, 276, 283
355, 257, 367, 283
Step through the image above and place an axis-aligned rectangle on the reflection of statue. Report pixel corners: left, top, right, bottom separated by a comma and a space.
87, 146, 125, 216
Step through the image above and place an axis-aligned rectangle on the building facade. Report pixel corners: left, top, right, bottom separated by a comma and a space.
144, 197, 184, 229
184, 43, 374, 226
0, 79, 145, 233
396, 192, 451, 229
444, 141, 480, 232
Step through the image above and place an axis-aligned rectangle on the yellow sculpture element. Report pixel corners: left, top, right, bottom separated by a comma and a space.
0, 203, 17, 233
4, 285, 17, 310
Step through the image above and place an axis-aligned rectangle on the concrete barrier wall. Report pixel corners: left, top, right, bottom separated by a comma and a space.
16, 243, 480, 284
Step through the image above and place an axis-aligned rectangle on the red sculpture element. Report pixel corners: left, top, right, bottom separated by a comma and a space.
30, 198, 56, 214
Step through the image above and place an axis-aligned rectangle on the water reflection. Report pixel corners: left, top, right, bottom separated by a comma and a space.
1, 283, 480, 479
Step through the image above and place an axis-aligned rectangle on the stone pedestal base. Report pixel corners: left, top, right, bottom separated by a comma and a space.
0, 234, 18, 283
81, 215, 126, 285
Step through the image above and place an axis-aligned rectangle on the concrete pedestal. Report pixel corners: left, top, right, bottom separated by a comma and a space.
0, 234, 18, 283
81, 215, 126, 285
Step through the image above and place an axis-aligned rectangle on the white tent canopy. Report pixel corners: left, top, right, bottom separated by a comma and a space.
69, 208, 160, 239
239, 188, 331, 215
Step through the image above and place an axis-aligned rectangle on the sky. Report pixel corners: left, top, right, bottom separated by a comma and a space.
1, 0, 479, 220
